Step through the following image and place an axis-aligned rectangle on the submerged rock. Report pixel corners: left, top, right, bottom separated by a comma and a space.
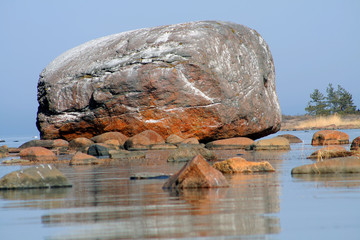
69, 152, 102, 165
163, 155, 229, 189
205, 137, 254, 150
277, 134, 302, 143
291, 156, 360, 174
307, 146, 352, 160
167, 144, 216, 162
19, 147, 57, 162
0, 165, 71, 190
213, 157, 275, 173
311, 130, 349, 146
37, 21, 281, 142
124, 130, 165, 150
248, 137, 290, 151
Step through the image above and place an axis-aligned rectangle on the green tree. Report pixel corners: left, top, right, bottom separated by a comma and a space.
336, 85, 357, 114
305, 88, 328, 115
326, 83, 339, 114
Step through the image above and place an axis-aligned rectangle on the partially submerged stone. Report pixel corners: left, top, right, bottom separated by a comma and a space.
277, 134, 302, 143
291, 156, 360, 174
350, 136, 360, 151
87, 144, 110, 158
69, 152, 102, 165
109, 150, 146, 160
124, 130, 165, 150
0, 145, 8, 158
163, 155, 229, 189
130, 173, 171, 180
167, 144, 216, 162
307, 146, 352, 160
248, 137, 290, 151
205, 137, 254, 150
0, 165, 72, 190
311, 130, 349, 146
19, 147, 57, 162
213, 157, 275, 173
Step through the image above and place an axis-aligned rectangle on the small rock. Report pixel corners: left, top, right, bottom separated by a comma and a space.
91, 132, 128, 145
87, 144, 110, 158
350, 136, 360, 151
0, 145, 9, 158
167, 144, 216, 162
277, 134, 302, 143
311, 130, 349, 146
149, 144, 177, 150
205, 137, 254, 150
166, 134, 184, 144
69, 137, 94, 151
163, 155, 229, 189
180, 138, 199, 145
109, 150, 146, 160
248, 137, 290, 151
0, 165, 72, 190
69, 152, 101, 165
124, 130, 165, 150
19, 147, 57, 162
307, 146, 352, 160
2, 159, 31, 164
130, 173, 171, 180
213, 157, 275, 173
291, 156, 360, 174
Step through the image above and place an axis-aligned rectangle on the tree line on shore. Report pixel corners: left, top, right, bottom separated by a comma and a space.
305, 83, 359, 116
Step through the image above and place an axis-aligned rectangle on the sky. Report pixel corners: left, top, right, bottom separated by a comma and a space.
1, 0, 359, 137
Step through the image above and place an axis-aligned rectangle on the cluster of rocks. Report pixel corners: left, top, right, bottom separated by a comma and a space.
292, 130, 360, 174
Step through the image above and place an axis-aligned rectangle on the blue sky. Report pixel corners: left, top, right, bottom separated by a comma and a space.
1, 0, 359, 137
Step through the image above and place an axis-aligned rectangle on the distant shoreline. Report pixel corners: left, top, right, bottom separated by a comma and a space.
281, 114, 360, 131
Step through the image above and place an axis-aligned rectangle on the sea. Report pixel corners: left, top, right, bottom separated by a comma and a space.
1, 129, 360, 240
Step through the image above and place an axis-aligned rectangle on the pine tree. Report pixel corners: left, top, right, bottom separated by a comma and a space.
305, 89, 328, 115
336, 85, 357, 114
326, 83, 339, 114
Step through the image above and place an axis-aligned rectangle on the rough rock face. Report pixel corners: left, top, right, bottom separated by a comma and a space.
311, 130, 349, 146
213, 157, 275, 173
37, 21, 281, 141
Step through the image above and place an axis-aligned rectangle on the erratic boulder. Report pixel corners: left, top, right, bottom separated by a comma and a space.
37, 21, 281, 142
0, 165, 71, 190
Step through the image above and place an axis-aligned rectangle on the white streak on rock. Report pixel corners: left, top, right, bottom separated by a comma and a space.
177, 70, 214, 103
37, 171, 45, 180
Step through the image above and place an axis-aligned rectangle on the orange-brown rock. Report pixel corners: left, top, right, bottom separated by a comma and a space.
19, 147, 57, 162
249, 137, 290, 151
37, 21, 281, 142
69, 137, 94, 151
166, 134, 184, 144
277, 134, 302, 143
0, 145, 9, 158
163, 154, 229, 189
69, 152, 101, 165
124, 130, 165, 150
307, 146, 352, 160
350, 136, 360, 151
213, 157, 275, 173
205, 137, 254, 150
91, 132, 128, 145
311, 130, 349, 146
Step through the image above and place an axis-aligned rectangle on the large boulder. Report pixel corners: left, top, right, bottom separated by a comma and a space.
311, 130, 349, 146
163, 155, 229, 189
0, 165, 71, 189
37, 21, 281, 142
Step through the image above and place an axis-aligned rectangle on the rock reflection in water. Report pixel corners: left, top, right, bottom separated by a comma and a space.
292, 173, 360, 188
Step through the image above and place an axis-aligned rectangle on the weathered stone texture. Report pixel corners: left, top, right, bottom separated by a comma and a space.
37, 21, 281, 141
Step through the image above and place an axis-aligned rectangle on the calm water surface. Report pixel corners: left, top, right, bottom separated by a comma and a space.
1, 130, 360, 239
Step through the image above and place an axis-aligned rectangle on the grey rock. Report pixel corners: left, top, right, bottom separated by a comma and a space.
87, 144, 110, 158
167, 144, 216, 162
0, 165, 72, 190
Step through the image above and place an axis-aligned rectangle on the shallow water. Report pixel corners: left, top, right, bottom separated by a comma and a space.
1, 130, 360, 240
